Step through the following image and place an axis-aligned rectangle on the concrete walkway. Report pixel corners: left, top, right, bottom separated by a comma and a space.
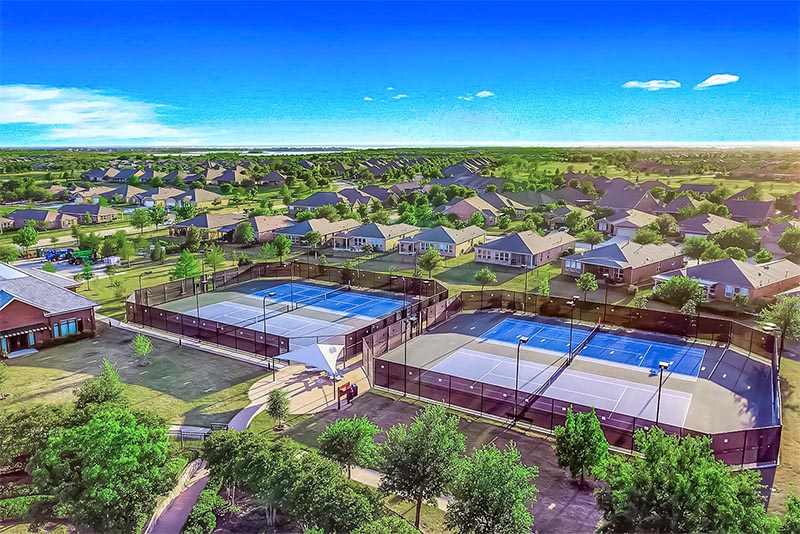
148, 466, 210, 534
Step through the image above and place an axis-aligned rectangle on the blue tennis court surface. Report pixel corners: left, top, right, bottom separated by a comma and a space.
481, 317, 705, 378
250, 282, 402, 319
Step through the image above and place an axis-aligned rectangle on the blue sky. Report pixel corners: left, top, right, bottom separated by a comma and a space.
0, 0, 797, 146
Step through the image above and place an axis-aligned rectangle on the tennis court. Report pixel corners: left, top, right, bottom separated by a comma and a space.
249, 282, 403, 319
430, 347, 692, 427
481, 317, 705, 378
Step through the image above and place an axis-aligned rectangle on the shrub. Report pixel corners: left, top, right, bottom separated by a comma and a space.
0, 495, 51, 521
160, 456, 190, 490
181, 482, 225, 534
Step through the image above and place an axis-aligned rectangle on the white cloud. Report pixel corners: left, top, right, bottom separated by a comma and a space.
475, 90, 495, 98
0, 84, 202, 143
363, 96, 374, 101
458, 95, 474, 101
386, 86, 394, 91
621, 79, 681, 91
392, 93, 408, 100
694, 74, 740, 90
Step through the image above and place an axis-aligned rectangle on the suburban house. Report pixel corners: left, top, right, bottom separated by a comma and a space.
723, 199, 776, 225
361, 185, 393, 204
107, 168, 144, 183
756, 222, 800, 260
544, 205, 592, 230
338, 188, 378, 208
475, 231, 575, 268
507, 187, 595, 207
43, 185, 69, 200
654, 196, 698, 216
205, 165, 249, 185
389, 181, 426, 197
477, 192, 531, 218
275, 218, 362, 246
598, 188, 660, 212
653, 258, 800, 303
99, 184, 146, 204
6, 209, 77, 230
220, 215, 294, 243
561, 241, 685, 285
70, 186, 117, 204
398, 225, 486, 259
165, 189, 222, 210
593, 177, 634, 194
678, 214, 743, 239
0, 263, 98, 355
596, 209, 658, 238
0, 216, 13, 232
288, 192, 350, 214
333, 223, 419, 252
170, 213, 247, 240
727, 187, 775, 202
131, 187, 185, 207
442, 196, 503, 226
259, 170, 287, 187
58, 204, 122, 224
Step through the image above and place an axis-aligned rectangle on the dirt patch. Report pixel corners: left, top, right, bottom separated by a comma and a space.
288, 392, 602, 534
215, 490, 302, 534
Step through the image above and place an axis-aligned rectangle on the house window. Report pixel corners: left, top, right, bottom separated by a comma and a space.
53, 319, 78, 338
724, 285, 734, 298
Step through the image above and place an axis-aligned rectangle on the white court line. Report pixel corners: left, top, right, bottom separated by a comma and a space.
611, 386, 627, 413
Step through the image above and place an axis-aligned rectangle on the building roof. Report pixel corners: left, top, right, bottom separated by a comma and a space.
598, 188, 658, 211
135, 187, 185, 200
477, 192, 530, 211
361, 185, 391, 202
507, 187, 594, 207
723, 199, 775, 221
292, 192, 346, 209
338, 223, 418, 240
260, 170, 286, 184
172, 212, 247, 230
58, 204, 121, 217
6, 209, 62, 222
219, 215, 294, 234
169, 188, 222, 204
657, 258, 800, 290
277, 218, 362, 236
601, 209, 658, 229
400, 225, 485, 244
0, 262, 98, 316
478, 231, 575, 256
101, 184, 146, 199
338, 188, 377, 206
727, 187, 775, 202
656, 195, 698, 214
565, 241, 682, 270
678, 214, 742, 235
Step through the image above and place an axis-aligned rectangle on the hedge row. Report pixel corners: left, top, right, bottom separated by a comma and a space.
181, 481, 225, 534
0, 495, 51, 521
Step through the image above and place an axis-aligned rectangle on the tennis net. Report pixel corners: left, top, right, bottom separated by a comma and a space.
292, 284, 351, 311
570, 320, 602, 360
228, 304, 293, 329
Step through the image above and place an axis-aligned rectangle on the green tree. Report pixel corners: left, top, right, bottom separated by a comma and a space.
183, 224, 202, 252
318, 415, 382, 478
565, 210, 588, 233
474, 266, 497, 292
29, 408, 169, 533
305, 230, 322, 262
132, 334, 153, 366
594, 427, 777, 534
700, 241, 728, 262
537, 278, 550, 296
714, 225, 760, 253
171, 249, 201, 280
446, 442, 539, 534
204, 243, 225, 273
12, 222, 39, 253
352, 516, 417, 534
497, 214, 511, 230
782, 494, 800, 534
0, 403, 74, 466
74, 358, 128, 412
553, 407, 608, 485
418, 247, 444, 278
650, 214, 679, 237
130, 208, 152, 235
381, 405, 466, 529
148, 205, 168, 231
150, 242, 165, 264
682, 236, 711, 262
631, 227, 664, 245
0, 244, 20, 263
724, 246, 748, 261
256, 242, 278, 262
79, 261, 94, 289
778, 227, 800, 257
273, 234, 292, 263
754, 249, 774, 264
42, 261, 57, 273
233, 221, 255, 244
577, 229, 604, 249
653, 276, 704, 310
576, 272, 598, 302
760, 295, 800, 356
369, 209, 391, 225
266, 389, 290, 430
174, 202, 197, 221
468, 211, 485, 228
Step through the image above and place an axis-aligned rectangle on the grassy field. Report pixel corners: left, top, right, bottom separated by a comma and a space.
771, 356, 800, 514
0, 324, 268, 427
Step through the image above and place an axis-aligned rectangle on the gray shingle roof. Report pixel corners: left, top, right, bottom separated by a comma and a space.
478, 231, 575, 256
0, 263, 98, 316
338, 223, 418, 240
658, 258, 800, 289
564, 241, 682, 270
400, 225, 486, 244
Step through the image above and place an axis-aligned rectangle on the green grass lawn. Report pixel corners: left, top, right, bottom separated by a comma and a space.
771, 356, 800, 514
0, 324, 269, 427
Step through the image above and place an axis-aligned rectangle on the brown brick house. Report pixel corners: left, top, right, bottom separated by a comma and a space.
562, 241, 684, 285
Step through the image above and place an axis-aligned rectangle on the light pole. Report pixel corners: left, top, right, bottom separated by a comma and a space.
515, 336, 530, 421
763, 323, 780, 412
602, 272, 610, 323
391, 275, 408, 312
194, 277, 201, 342
288, 261, 295, 309
403, 316, 418, 397
566, 297, 579, 363
263, 291, 277, 380
655, 361, 669, 427
138, 270, 153, 292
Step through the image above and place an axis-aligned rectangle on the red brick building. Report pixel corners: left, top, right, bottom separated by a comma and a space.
0, 263, 98, 355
